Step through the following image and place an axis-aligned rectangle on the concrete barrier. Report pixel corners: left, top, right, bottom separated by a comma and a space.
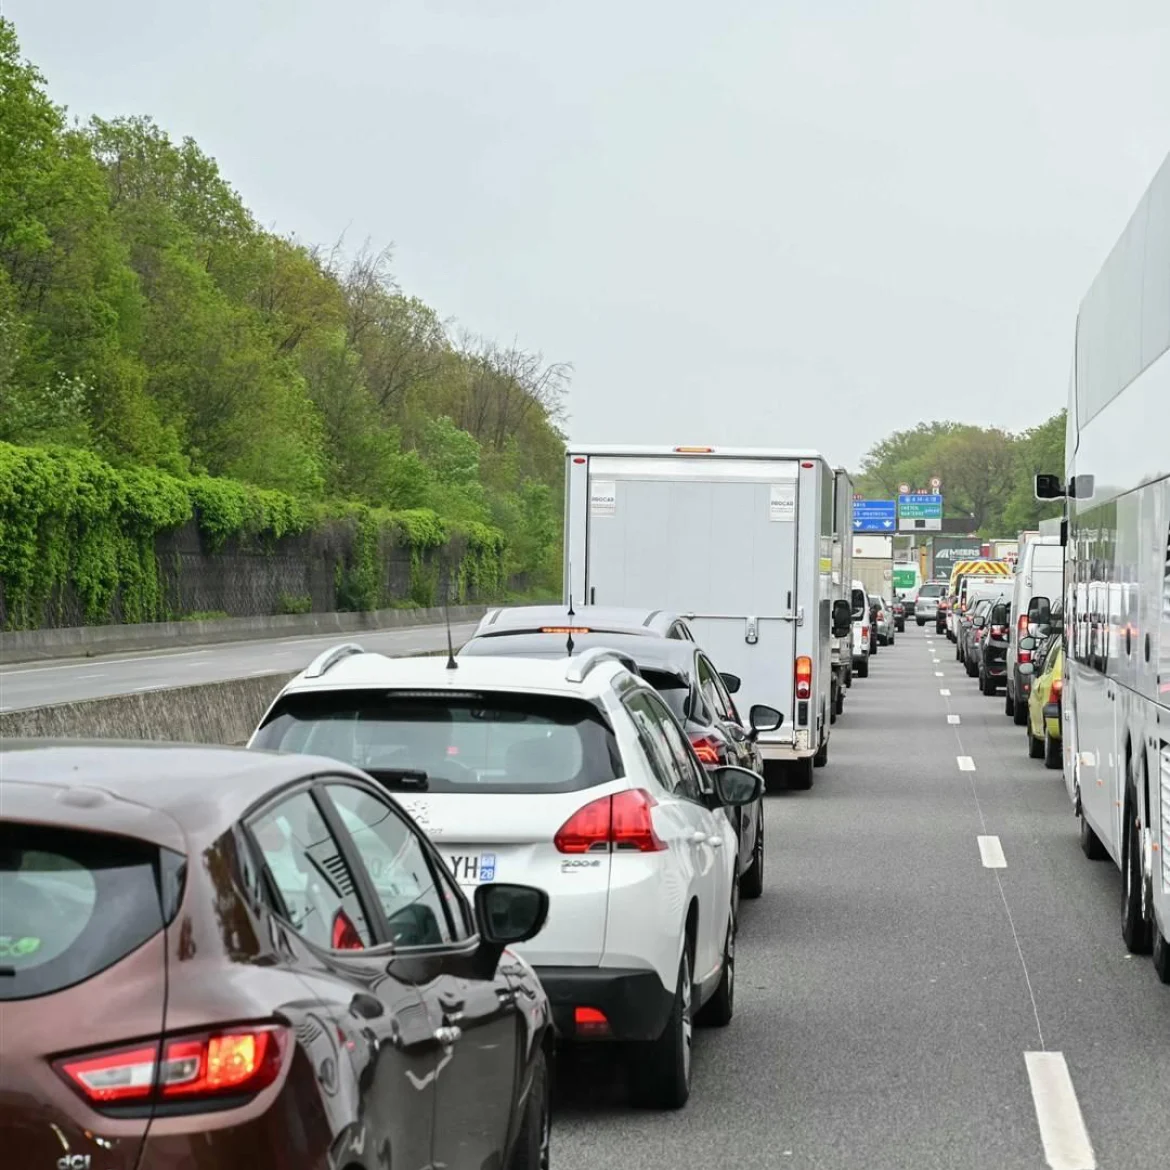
0, 602, 518, 665
0, 651, 451, 747
0, 672, 296, 746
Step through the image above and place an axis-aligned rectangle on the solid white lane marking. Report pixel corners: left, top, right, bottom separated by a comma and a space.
940, 688, 951, 696
977, 835, 1007, 868
948, 714, 960, 724
1025, 1052, 1096, 1170
957, 755, 976, 771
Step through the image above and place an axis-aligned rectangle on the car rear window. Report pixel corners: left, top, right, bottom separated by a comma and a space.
918, 583, 945, 598
851, 588, 867, 613
640, 669, 690, 722
0, 823, 181, 1001
253, 690, 624, 794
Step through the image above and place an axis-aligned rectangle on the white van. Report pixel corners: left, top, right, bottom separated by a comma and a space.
850, 580, 871, 678
1004, 535, 1063, 724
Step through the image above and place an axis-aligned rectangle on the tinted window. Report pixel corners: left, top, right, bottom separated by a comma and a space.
641, 669, 691, 723
249, 791, 373, 950
326, 785, 455, 948
642, 692, 706, 802
254, 690, 623, 794
624, 691, 685, 793
696, 656, 732, 722
0, 823, 180, 1001
851, 588, 867, 614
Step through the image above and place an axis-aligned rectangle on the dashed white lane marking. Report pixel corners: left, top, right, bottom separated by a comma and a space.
977, 835, 1007, 868
1025, 1052, 1096, 1169
935, 671, 945, 677
957, 755, 976, 771
940, 688, 951, 696
947, 714, 960, 724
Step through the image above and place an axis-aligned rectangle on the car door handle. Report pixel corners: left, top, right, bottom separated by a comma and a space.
434, 1025, 462, 1046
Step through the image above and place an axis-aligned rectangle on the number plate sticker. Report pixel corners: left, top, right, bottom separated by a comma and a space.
448, 852, 496, 883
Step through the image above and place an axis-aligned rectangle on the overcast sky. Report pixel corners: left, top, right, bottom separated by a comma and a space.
7, 0, 1170, 466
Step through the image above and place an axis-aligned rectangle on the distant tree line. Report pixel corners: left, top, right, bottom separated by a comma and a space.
853, 412, 1065, 537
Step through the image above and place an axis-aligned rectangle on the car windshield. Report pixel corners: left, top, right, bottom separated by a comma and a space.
252, 689, 624, 794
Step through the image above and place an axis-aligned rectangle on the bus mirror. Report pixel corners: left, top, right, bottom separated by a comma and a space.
831, 599, 852, 637
1027, 597, 1050, 624
1069, 474, 1094, 499
1034, 473, 1065, 500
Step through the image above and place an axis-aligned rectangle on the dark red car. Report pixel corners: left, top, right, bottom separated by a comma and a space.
0, 740, 552, 1170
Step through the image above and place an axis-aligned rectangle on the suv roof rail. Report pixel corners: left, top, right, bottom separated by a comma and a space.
564, 647, 641, 684
303, 642, 366, 679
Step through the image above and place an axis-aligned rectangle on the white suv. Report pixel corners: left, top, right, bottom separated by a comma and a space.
248, 643, 765, 1110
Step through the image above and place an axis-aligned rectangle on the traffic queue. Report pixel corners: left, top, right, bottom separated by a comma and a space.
0, 446, 907, 1170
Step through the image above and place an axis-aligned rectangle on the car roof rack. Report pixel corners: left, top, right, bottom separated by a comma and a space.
303, 642, 366, 679
564, 647, 641, 684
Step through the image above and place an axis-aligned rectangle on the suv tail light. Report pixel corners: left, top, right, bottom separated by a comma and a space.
795, 655, 812, 700
690, 735, 722, 765
861, 625, 869, 640
554, 790, 666, 854
56, 1025, 288, 1107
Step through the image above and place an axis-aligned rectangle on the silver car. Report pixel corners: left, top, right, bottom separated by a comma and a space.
870, 594, 895, 646
914, 580, 948, 626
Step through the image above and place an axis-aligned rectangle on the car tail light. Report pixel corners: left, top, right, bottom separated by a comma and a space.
554, 790, 666, 853
331, 909, 365, 951
795, 655, 812, 700
862, 625, 869, 640
1050, 679, 1063, 706
56, 1025, 288, 1107
574, 1006, 611, 1036
991, 625, 1007, 639
690, 735, 722, 765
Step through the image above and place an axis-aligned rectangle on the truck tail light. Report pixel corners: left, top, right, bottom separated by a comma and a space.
554, 790, 666, 853
795, 655, 812, 700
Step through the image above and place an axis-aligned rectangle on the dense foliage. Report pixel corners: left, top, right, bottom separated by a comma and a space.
854, 411, 1066, 536
0, 17, 564, 623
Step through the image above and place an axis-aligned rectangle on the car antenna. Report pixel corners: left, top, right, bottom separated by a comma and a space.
567, 562, 576, 618
444, 595, 458, 670
566, 591, 576, 656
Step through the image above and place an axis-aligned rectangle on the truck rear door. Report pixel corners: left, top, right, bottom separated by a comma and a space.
581, 455, 799, 734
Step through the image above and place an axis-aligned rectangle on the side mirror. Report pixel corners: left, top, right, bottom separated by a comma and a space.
1069, 474, 1094, 500
973, 616, 986, 628
831, 599, 852, 637
1019, 662, 1035, 676
474, 883, 548, 947
1018, 636, 1037, 651
748, 704, 783, 739
1034, 473, 1065, 500
1027, 597, 1050, 623
720, 672, 742, 694
709, 765, 764, 807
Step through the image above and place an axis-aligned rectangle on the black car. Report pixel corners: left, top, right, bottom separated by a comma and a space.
960, 597, 993, 673
458, 626, 772, 900
0, 741, 552, 1170
891, 598, 906, 633
974, 599, 1011, 694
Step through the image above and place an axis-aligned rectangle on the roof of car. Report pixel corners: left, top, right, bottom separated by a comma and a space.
280, 646, 639, 698
473, 604, 685, 637
0, 740, 369, 849
460, 629, 699, 674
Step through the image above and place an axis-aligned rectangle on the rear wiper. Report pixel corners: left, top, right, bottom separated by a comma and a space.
366, 768, 430, 791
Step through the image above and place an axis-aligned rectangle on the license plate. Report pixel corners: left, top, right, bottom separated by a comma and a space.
448, 852, 497, 884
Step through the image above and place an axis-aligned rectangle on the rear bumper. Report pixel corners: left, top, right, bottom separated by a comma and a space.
535, 966, 673, 1042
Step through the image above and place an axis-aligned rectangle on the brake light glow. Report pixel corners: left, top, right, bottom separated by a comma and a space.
674, 446, 713, 453
574, 1006, 611, 1036
540, 627, 591, 634
862, 625, 869, 639
990, 625, 1007, 639
331, 910, 365, 951
56, 1026, 287, 1107
554, 790, 666, 853
795, 655, 812, 700
690, 735, 721, 765
1050, 679, 1063, 705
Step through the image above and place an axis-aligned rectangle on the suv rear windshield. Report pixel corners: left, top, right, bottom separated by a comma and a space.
917, 583, 945, 598
0, 823, 181, 1001
253, 690, 624, 794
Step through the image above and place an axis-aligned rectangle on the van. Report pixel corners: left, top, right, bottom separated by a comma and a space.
1004, 535, 1063, 725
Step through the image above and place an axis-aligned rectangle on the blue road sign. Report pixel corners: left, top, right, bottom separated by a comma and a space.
852, 499, 897, 531
898, 493, 943, 519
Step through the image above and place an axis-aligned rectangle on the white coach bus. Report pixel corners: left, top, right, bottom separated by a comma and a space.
1036, 151, 1170, 983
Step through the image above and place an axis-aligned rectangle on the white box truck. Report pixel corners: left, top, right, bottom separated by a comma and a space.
564, 445, 852, 789
852, 535, 894, 601
831, 467, 855, 715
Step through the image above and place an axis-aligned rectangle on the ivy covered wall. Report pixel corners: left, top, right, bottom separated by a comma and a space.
0, 442, 508, 630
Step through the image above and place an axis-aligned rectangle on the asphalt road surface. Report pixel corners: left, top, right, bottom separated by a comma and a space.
0, 622, 476, 711
553, 625, 1170, 1170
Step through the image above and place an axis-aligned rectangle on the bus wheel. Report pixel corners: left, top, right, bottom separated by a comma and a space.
1153, 926, 1170, 985
1122, 790, 1153, 955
